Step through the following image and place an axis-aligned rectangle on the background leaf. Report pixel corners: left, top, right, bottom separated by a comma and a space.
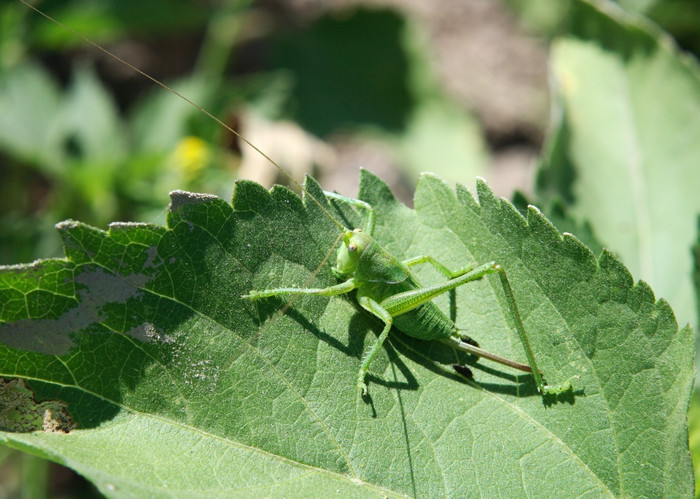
537, 0, 700, 334
268, 8, 487, 188
0, 172, 693, 497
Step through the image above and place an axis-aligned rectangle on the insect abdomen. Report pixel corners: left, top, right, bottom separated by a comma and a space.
392, 302, 456, 341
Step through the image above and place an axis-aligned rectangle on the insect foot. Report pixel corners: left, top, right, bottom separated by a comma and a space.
357, 379, 369, 397
542, 375, 579, 396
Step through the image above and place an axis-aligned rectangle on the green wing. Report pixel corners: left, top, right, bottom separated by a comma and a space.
355, 239, 410, 284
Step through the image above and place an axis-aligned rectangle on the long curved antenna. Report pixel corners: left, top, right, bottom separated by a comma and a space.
20, 0, 346, 234
23, 0, 356, 341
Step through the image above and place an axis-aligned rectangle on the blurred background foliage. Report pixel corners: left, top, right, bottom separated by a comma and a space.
1, 0, 699, 496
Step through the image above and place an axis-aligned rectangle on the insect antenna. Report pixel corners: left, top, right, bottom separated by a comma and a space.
20, 0, 346, 234
22, 0, 359, 330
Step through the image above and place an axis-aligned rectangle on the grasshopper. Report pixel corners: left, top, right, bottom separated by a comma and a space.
22, 1, 574, 398
245, 191, 574, 396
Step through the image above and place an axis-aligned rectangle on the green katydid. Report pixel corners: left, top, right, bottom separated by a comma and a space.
23, 0, 575, 398
244, 191, 574, 396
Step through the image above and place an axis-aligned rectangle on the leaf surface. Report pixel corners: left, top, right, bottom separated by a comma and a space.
0, 172, 694, 497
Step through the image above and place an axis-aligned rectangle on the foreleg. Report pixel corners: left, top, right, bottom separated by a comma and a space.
356, 295, 393, 395
244, 278, 357, 300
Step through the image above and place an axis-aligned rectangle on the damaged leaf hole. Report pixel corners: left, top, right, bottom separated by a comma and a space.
0, 378, 75, 434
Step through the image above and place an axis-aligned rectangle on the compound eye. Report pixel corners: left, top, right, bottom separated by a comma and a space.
348, 243, 357, 252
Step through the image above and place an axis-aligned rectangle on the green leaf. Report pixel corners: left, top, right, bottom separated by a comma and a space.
537, 0, 700, 330
695, 218, 700, 332
392, 17, 487, 185
0, 172, 694, 497
270, 9, 414, 136
0, 62, 126, 172
268, 8, 487, 187
27, 1, 209, 49
130, 76, 211, 152
392, 97, 487, 188
60, 65, 127, 165
512, 191, 606, 257
0, 62, 62, 165
688, 389, 700, 498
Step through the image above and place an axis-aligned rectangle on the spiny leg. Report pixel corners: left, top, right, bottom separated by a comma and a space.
246, 279, 392, 396
379, 261, 573, 395
402, 255, 477, 340
379, 262, 497, 318
446, 336, 532, 372
491, 265, 575, 395
356, 295, 393, 395
379, 262, 533, 371
246, 279, 401, 396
